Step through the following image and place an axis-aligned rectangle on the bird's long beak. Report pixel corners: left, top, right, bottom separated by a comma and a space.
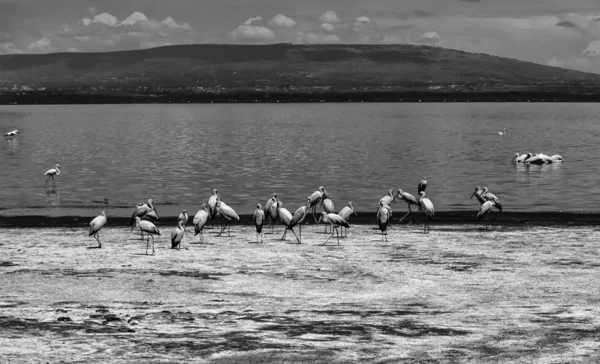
470, 192, 475, 200
511, 155, 517, 164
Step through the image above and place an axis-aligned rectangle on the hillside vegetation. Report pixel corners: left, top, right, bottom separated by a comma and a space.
1, 44, 599, 103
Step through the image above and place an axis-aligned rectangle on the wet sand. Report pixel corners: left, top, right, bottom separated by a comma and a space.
1, 223, 599, 363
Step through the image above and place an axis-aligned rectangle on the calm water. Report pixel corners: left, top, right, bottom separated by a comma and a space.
1, 103, 599, 215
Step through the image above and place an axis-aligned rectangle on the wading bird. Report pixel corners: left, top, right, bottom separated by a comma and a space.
308, 186, 326, 223
278, 203, 300, 243
44, 164, 62, 186
193, 203, 209, 243
397, 188, 420, 223
337, 201, 356, 237
481, 187, 503, 219
89, 210, 107, 248
511, 152, 531, 164
4, 129, 20, 137
321, 212, 350, 246
178, 210, 189, 229
286, 198, 310, 243
268, 195, 281, 232
470, 186, 487, 205
135, 216, 160, 255
322, 197, 335, 233
418, 177, 427, 195
379, 189, 396, 207
207, 189, 222, 227
216, 201, 239, 237
477, 200, 496, 229
171, 221, 185, 249
263, 194, 278, 231
419, 191, 434, 234
498, 128, 508, 136
129, 199, 159, 237
376, 201, 391, 241
254, 204, 265, 243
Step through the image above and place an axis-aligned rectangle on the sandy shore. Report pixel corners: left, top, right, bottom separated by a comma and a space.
1, 223, 599, 363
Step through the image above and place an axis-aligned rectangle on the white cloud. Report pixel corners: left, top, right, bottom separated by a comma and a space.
231, 18, 275, 42
356, 16, 370, 23
0, 42, 23, 54
27, 37, 56, 52
320, 11, 340, 24
268, 14, 296, 28
92, 13, 118, 27
121, 11, 148, 26
321, 23, 335, 32
420, 31, 441, 44
548, 57, 564, 67
582, 40, 600, 57
296, 32, 341, 44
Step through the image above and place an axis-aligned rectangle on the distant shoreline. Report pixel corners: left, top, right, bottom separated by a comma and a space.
2, 90, 600, 104
2, 211, 599, 227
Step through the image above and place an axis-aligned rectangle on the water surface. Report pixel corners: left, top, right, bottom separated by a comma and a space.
1, 103, 598, 216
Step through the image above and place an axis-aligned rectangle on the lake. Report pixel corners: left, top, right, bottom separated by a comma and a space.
1, 103, 598, 216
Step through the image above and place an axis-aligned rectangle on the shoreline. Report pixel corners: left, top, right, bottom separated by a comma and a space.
1, 210, 599, 227
3, 91, 600, 104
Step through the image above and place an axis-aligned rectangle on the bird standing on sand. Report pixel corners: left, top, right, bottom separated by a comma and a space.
337, 201, 356, 237
254, 204, 265, 243
308, 186, 326, 223
135, 216, 160, 255
89, 210, 107, 248
171, 221, 185, 249
481, 187, 503, 220
419, 191, 434, 234
498, 128, 508, 136
207, 189, 222, 227
418, 177, 427, 195
44, 164, 62, 186
322, 197, 335, 233
477, 200, 496, 229
376, 201, 391, 241
321, 212, 350, 245
379, 189, 396, 207
268, 195, 281, 232
287, 198, 310, 243
216, 201, 239, 237
397, 188, 420, 223
193, 203, 209, 243
129, 199, 159, 237
278, 203, 300, 243
263, 194, 278, 231
178, 210, 189, 228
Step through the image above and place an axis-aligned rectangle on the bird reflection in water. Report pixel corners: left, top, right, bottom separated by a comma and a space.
45, 186, 60, 207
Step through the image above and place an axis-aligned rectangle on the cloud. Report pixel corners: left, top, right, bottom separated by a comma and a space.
414, 10, 434, 17
268, 14, 296, 28
556, 20, 576, 28
25, 11, 197, 53
419, 31, 441, 44
548, 57, 564, 68
231, 17, 275, 42
0, 42, 23, 54
348, 16, 383, 43
582, 40, 600, 57
121, 11, 148, 26
320, 11, 340, 24
321, 23, 335, 32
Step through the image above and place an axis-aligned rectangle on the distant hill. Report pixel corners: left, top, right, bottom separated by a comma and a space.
1, 44, 600, 103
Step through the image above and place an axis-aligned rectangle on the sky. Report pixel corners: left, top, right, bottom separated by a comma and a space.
2, 0, 600, 73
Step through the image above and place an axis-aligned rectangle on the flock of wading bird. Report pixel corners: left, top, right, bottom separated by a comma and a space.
86, 177, 505, 256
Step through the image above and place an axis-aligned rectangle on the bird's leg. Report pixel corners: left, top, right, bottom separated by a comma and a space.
146, 235, 150, 255
281, 228, 288, 241
45, 176, 50, 186
312, 206, 318, 223
228, 224, 231, 237
299, 224, 302, 244
323, 229, 334, 245
151, 235, 155, 256
336, 227, 340, 245
96, 231, 101, 248
399, 206, 412, 223
290, 228, 301, 244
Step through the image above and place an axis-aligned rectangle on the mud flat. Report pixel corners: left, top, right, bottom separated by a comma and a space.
1, 224, 599, 363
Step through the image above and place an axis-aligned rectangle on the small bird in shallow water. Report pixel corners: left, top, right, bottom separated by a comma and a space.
498, 128, 508, 136
89, 210, 107, 248
44, 164, 62, 186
